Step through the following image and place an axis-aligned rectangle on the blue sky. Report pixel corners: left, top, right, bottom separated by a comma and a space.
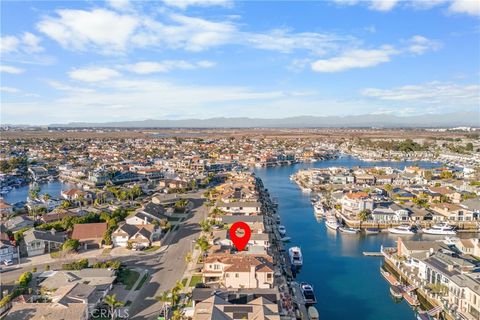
1, 0, 479, 124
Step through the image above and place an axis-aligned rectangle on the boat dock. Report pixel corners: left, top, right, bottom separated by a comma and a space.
362, 251, 383, 257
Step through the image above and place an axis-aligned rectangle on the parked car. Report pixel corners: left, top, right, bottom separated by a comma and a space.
3, 259, 13, 266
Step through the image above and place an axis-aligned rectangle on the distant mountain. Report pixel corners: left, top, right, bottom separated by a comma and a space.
49, 111, 479, 128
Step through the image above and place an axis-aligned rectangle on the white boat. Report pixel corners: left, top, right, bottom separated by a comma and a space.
278, 225, 287, 236
288, 246, 303, 267
339, 226, 360, 234
388, 225, 416, 235
444, 236, 460, 245
423, 223, 456, 235
300, 282, 317, 305
313, 203, 325, 216
308, 306, 319, 320
325, 217, 339, 230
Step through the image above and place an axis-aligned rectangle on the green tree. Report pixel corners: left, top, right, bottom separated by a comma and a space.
104, 294, 123, 320
62, 239, 80, 252
18, 271, 32, 287
199, 220, 211, 233
195, 236, 210, 254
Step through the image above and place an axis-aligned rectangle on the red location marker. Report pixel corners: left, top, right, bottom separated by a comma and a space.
229, 222, 251, 251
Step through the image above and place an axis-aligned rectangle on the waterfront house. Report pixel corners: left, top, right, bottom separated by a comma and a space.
371, 202, 410, 222
428, 186, 462, 203
340, 191, 374, 216
193, 294, 280, 320
23, 229, 66, 257
202, 253, 274, 289
448, 273, 480, 320
71, 222, 107, 249
216, 201, 261, 215
455, 239, 480, 259
430, 203, 474, 221
60, 189, 94, 205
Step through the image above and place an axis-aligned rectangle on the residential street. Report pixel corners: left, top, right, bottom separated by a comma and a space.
127, 191, 207, 320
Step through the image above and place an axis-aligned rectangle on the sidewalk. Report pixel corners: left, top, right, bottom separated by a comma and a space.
124, 268, 149, 303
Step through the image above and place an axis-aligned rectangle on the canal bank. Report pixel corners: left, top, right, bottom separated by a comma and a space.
253, 156, 446, 320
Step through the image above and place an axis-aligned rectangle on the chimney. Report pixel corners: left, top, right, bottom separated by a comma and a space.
50, 228, 56, 235
447, 264, 454, 272
144, 216, 147, 225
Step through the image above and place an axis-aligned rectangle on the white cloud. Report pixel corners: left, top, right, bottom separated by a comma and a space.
407, 35, 442, 55
0, 32, 43, 54
369, 0, 399, 11
311, 46, 398, 72
123, 60, 215, 74
106, 0, 131, 11
361, 81, 480, 106
162, 0, 232, 9
0, 65, 24, 74
37, 9, 139, 53
449, 0, 480, 16
0, 87, 21, 93
69, 67, 120, 82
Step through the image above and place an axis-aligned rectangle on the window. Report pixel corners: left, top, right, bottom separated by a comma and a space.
236, 273, 239, 278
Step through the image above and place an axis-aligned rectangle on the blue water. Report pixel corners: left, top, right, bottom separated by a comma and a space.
254, 156, 442, 320
3, 181, 76, 204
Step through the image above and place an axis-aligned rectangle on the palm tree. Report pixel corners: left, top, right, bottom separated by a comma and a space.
104, 294, 123, 320
171, 309, 185, 320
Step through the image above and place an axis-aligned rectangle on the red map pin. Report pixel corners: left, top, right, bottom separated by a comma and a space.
229, 221, 251, 251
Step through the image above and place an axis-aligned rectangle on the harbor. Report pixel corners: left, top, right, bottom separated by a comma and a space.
255, 156, 479, 320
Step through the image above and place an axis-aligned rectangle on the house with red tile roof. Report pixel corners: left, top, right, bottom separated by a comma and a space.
71, 222, 107, 249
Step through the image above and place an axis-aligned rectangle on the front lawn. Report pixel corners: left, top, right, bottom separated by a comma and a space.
189, 275, 203, 287
117, 268, 140, 290
135, 273, 149, 291
143, 246, 160, 253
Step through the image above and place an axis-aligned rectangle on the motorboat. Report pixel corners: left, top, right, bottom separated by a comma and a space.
288, 246, 303, 267
300, 282, 317, 305
390, 285, 403, 300
278, 225, 287, 236
325, 217, 340, 230
339, 226, 360, 234
365, 228, 380, 234
443, 236, 460, 245
313, 203, 325, 217
387, 225, 416, 235
307, 306, 319, 320
422, 223, 456, 235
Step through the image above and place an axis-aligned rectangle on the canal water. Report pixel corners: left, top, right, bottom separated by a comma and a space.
3, 181, 76, 204
254, 156, 444, 320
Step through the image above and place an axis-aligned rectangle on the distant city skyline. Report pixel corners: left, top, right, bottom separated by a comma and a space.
1, 0, 479, 125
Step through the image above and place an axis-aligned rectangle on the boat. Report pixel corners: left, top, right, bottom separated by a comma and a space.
380, 268, 399, 286
387, 225, 416, 235
300, 282, 317, 305
389, 285, 403, 300
288, 246, 303, 267
307, 306, 319, 320
422, 223, 456, 235
278, 225, 287, 236
325, 217, 339, 230
403, 291, 420, 306
313, 203, 325, 217
339, 226, 360, 234
365, 228, 380, 234
444, 236, 460, 245
280, 236, 291, 242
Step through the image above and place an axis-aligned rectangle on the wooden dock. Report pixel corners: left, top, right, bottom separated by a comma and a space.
362, 251, 383, 257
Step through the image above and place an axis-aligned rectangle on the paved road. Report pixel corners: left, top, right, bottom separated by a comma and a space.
128, 192, 207, 320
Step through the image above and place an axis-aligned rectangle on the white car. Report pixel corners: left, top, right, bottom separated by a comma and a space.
3, 259, 13, 266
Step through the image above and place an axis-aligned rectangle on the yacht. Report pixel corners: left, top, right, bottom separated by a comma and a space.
313, 203, 325, 217
422, 223, 456, 235
278, 225, 287, 236
288, 246, 303, 267
387, 225, 416, 235
325, 216, 339, 230
300, 282, 317, 305
339, 226, 360, 234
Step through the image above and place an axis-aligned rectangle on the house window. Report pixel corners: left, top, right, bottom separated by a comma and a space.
267, 273, 272, 280
235, 273, 239, 278
214, 264, 220, 270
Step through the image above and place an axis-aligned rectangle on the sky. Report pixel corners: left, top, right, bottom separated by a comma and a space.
1, 0, 479, 125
